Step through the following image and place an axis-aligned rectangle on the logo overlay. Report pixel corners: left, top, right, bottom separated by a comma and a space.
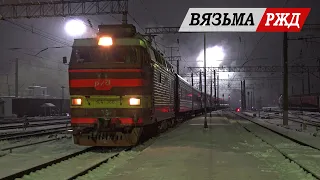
179, 8, 311, 32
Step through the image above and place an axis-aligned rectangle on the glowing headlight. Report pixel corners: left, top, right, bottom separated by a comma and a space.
72, 98, 82, 106
98, 36, 113, 46
129, 98, 140, 106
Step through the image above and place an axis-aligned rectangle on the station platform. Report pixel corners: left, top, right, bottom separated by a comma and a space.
97, 112, 311, 180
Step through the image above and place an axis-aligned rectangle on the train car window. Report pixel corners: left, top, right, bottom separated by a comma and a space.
70, 46, 141, 64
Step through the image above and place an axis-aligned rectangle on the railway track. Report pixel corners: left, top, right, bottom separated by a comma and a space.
267, 113, 320, 128
0, 111, 201, 180
0, 117, 69, 124
0, 120, 70, 130
229, 111, 320, 179
0, 146, 128, 180
245, 111, 320, 128
0, 126, 70, 141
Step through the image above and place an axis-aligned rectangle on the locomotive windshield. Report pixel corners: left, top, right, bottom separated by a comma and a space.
70, 46, 143, 64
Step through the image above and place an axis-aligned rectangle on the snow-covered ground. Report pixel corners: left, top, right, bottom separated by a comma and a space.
236, 118, 320, 177
75, 113, 317, 180
0, 134, 86, 179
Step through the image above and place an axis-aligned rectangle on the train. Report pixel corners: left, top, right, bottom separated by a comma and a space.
278, 94, 320, 112
68, 24, 219, 147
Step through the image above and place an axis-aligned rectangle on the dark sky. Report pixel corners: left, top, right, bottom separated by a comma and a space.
0, 0, 319, 105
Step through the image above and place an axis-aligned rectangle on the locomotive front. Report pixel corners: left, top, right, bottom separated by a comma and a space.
68, 24, 151, 146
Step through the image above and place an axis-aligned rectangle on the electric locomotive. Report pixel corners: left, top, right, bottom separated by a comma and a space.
68, 24, 212, 147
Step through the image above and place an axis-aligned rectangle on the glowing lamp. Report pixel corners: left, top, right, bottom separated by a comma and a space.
72, 98, 82, 106
129, 98, 140, 106
98, 36, 113, 46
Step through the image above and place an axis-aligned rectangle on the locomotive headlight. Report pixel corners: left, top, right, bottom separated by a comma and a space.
72, 98, 82, 106
129, 98, 140, 106
98, 36, 113, 46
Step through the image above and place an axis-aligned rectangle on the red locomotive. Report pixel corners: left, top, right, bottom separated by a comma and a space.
68, 24, 215, 147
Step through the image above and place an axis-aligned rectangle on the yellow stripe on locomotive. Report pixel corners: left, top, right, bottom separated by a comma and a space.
70, 95, 151, 109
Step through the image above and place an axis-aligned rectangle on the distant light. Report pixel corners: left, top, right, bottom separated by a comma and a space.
64, 19, 86, 37
197, 46, 225, 67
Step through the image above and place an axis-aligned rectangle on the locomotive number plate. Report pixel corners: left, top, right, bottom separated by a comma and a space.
95, 99, 119, 105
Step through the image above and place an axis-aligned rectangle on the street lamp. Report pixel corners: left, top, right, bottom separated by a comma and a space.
64, 19, 86, 37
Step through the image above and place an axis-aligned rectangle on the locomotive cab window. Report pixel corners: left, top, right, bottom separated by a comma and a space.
70, 46, 143, 64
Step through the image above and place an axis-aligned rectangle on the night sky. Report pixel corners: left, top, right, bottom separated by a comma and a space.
0, 0, 319, 106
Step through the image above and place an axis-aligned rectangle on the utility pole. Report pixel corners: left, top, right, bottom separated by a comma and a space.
191, 73, 194, 87
217, 75, 219, 106
318, 58, 320, 93
251, 91, 253, 110
60, 86, 65, 115
243, 80, 246, 110
191, 73, 194, 113
167, 47, 180, 75
307, 68, 311, 94
203, 33, 208, 129
15, 58, 18, 97
210, 71, 213, 117
199, 71, 202, 92
283, 32, 288, 126
214, 70, 216, 110
253, 86, 255, 109
318, 58, 320, 80
241, 81, 243, 109
259, 96, 262, 117
199, 71, 202, 109
302, 78, 304, 94
6, 74, 9, 96
247, 91, 250, 110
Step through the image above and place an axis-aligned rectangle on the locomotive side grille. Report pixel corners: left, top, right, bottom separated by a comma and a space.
152, 65, 175, 113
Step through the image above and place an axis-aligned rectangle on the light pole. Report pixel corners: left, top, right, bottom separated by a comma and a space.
204, 33, 208, 129
60, 86, 65, 116
0, 74, 10, 96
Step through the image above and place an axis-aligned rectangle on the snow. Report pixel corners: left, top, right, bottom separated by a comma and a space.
240, 120, 320, 177
0, 135, 86, 179
0, 134, 72, 151
19, 151, 118, 180
243, 111, 320, 137
75, 114, 316, 180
